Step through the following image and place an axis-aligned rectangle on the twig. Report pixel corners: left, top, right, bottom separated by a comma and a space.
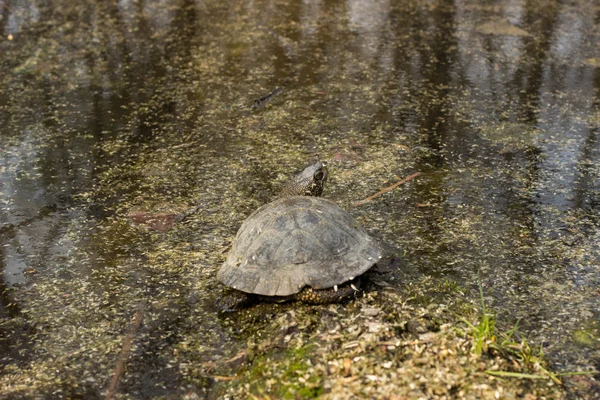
218, 350, 248, 366
105, 305, 145, 400
204, 375, 236, 381
353, 172, 422, 206
171, 141, 197, 149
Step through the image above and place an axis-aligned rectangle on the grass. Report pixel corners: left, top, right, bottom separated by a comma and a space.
462, 284, 595, 385
462, 284, 496, 356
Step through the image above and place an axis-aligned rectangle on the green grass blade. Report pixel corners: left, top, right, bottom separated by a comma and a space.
555, 371, 596, 376
484, 370, 547, 380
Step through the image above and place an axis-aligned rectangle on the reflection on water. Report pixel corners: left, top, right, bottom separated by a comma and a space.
1, 0, 599, 397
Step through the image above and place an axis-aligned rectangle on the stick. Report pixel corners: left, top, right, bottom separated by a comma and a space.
204, 375, 236, 381
105, 305, 145, 400
353, 172, 422, 206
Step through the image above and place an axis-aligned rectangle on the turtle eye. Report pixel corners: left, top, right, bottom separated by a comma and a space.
314, 171, 324, 181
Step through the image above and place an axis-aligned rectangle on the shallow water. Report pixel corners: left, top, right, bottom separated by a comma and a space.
0, 0, 599, 397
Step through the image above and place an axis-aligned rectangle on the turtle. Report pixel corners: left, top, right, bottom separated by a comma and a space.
216, 161, 383, 310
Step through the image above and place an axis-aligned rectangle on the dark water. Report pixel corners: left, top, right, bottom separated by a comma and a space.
0, 0, 599, 397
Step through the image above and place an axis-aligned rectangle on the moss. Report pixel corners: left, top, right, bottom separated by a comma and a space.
244, 344, 324, 399
573, 330, 595, 347
572, 321, 599, 348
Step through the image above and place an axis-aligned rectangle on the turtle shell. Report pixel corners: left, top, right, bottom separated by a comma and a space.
217, 196, 383, 297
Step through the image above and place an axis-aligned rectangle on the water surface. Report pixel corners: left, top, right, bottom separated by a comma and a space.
0, 0, 599, 397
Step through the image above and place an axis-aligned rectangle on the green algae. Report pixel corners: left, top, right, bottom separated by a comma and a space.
242, 343, 325, 399
573, 321, 599, 348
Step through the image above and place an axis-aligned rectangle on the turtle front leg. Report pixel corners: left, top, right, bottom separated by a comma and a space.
295, 279, 361, 304
216, 289, 255, 311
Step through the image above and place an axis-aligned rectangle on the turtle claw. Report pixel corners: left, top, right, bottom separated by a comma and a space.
295, 278, 361, 304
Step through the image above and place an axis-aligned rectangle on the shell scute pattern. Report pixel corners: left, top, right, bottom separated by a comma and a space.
218, 196, 383, 297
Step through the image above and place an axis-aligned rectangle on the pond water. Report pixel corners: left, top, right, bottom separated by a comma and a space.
0, 0, 599, 398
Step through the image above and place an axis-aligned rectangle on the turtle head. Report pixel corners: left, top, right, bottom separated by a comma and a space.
279, 161, 328, 197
